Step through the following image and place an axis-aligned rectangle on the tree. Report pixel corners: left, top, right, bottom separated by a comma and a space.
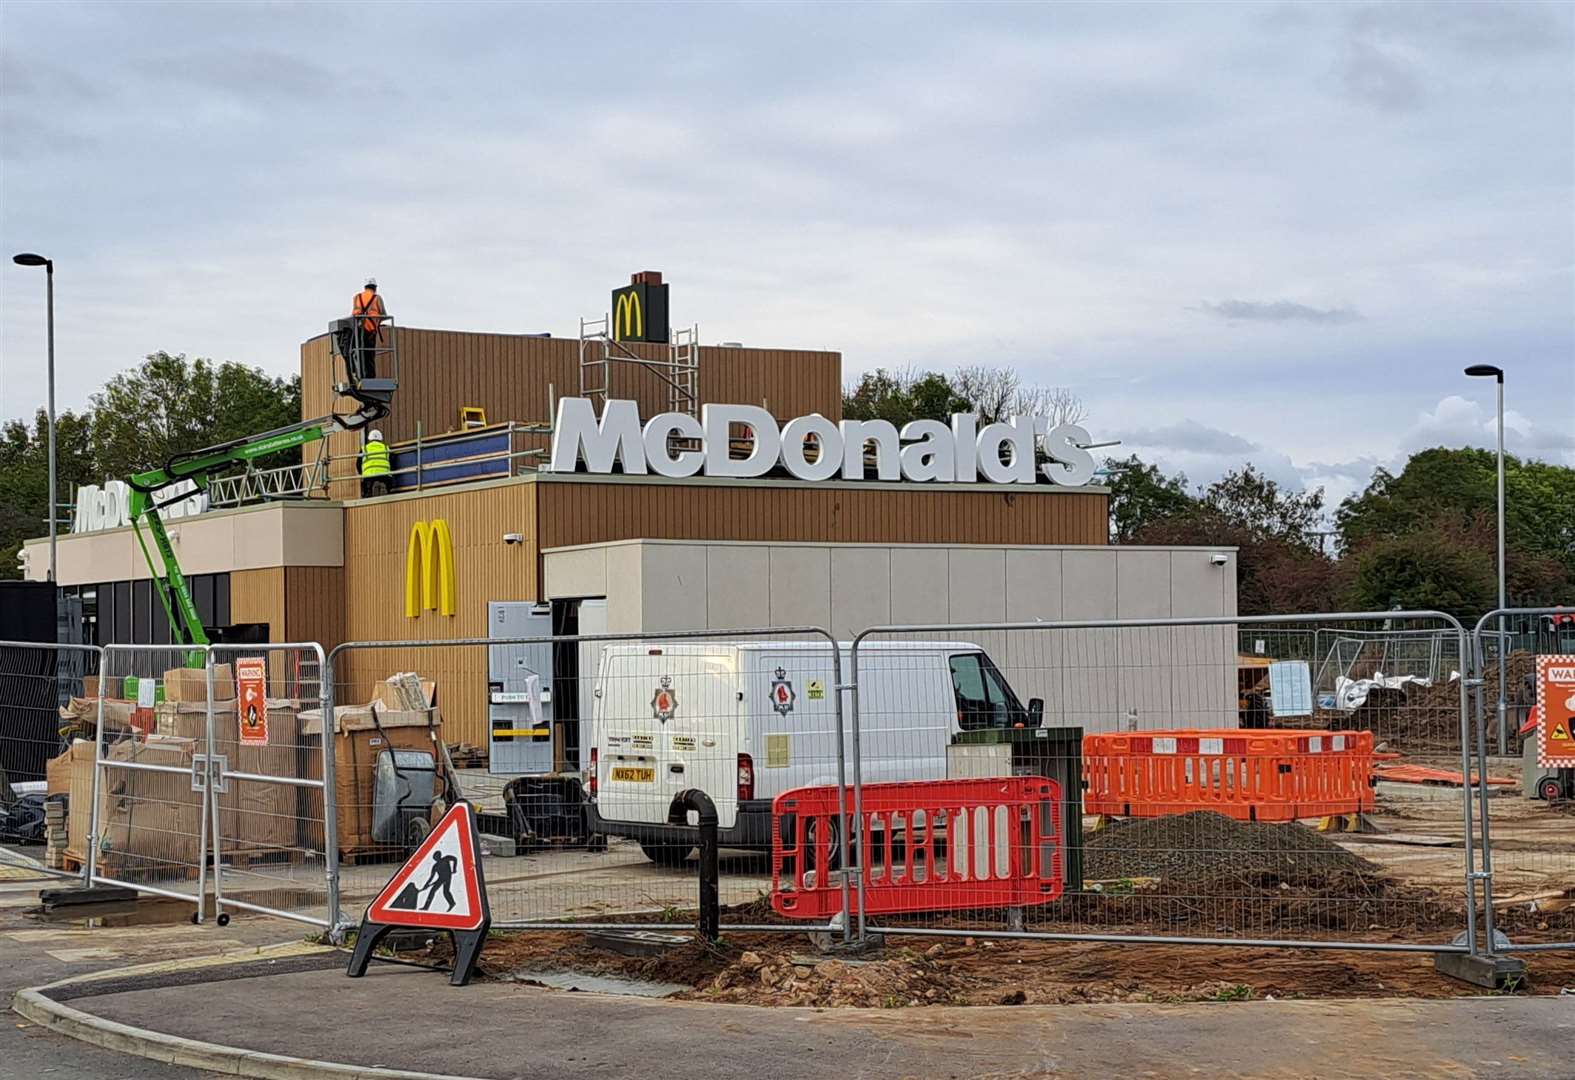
89, 352, 302, 475
0, 409, 98, 579
1198, 464, 1325, 545
951, 366, 1088, 426
843, 365, 1087, 430
1104, 454, 1194, 541
1345, 526, 1499, 619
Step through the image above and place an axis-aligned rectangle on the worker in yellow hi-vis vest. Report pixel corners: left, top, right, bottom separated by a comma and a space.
361, 428, 391, 498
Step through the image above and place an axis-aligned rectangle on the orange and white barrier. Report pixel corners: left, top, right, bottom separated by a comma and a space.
1082, 729, 1377, 823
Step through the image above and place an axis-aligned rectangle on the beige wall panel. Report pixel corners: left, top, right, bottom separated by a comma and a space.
705, 545, 772, 630
888, 548, 950, 624
604, 545, 643, 633
768, 546, 831, 629
948, 549, 1006, 626
1005, 549, 1063, 623
1115, 550, 1173, 620
1062, 549, 1118, 620
829, 548, 891, 640
542, 546, 608, 600
638, 544, 709, 632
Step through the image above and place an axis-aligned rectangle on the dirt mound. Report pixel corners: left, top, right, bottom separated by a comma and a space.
1084, 811, 1380, 886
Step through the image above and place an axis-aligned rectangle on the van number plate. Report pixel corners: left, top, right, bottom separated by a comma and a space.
611, 767, 655, 783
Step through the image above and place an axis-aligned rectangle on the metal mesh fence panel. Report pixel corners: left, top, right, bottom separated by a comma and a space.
0, 640, 100, 879
206, 643, 334, 928
93, 644, 215, 909
327, 627, 846, 937
849, 613, 1478, 952
1474, 607, 1575, 954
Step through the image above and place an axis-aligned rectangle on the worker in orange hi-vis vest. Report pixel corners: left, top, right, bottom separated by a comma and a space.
351, 277, 387, 378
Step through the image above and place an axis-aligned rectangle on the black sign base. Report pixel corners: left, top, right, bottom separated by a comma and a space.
346, 914, 490, 987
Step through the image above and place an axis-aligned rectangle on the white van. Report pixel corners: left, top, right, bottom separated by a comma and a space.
583, 640, 1041, 863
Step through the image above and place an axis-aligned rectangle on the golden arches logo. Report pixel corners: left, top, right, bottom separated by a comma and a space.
614, 290, 643, 341
404, 519, 456, 618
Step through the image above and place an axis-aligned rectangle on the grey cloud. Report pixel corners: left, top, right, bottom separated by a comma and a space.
1116, 419, 1259, 456
1339, 37, 1423, 112
1195, 300, 1362, 325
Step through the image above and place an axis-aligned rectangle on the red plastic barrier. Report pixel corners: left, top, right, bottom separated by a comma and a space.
1083, 729, 1376, 822
771, 777, 1063, 920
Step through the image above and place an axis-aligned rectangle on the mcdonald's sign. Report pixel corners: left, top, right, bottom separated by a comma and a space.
405, 519, 456, 618
611, 278, 668, 344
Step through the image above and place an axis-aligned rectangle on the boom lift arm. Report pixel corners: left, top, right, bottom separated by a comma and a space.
126, 327, 395, 648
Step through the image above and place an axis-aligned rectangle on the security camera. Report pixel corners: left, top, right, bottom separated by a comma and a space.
1210, 553, 1230, 566
503, 533, 524, 545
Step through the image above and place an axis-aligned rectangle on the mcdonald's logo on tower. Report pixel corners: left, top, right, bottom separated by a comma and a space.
611, 270, 669, 344
405, 519, 456, 618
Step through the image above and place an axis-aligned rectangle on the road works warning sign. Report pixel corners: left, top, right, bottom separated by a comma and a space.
1537, 655, 1575, 769
366, 803, 487, 931
236, 657, 267, 746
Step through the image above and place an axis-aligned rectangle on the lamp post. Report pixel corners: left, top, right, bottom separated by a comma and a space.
12, 253, 56, 585
1465, 363, 1506, 753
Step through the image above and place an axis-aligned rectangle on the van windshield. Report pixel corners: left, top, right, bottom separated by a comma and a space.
948, 652, 1027, 730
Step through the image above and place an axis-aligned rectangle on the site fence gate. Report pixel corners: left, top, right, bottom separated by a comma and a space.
0, 639, 101, 883
86, 643, 338, 929
325, 626, 853, 942
1472, 606, 1575, 956
848, 611, 1486, 956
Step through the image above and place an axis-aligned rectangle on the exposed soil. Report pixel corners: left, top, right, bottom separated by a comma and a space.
1084, 812, 1380, 884
454, 930, 1575, 1008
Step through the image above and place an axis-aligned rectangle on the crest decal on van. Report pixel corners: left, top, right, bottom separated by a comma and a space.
652, 676, 677, 724
770, 667, 796, 716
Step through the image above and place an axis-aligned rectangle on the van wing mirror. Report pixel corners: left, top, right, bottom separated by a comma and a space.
1028, 697, 1044, 726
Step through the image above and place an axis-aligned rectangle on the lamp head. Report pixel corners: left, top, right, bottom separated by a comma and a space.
1464, 364, 1504, 382
12, 253, 49, 268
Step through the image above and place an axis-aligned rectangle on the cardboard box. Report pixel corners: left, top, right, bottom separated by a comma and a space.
83, 675, 122, 699
95, 736, 204, 877
60, 697, 136, 736
162, 664, 236, 703
300, 702, 443, 854
48, 740, 99, 861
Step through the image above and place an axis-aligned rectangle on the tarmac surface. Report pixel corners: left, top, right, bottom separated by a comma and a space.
41, 959, 1575, 1080
7, 844, 1575, 1080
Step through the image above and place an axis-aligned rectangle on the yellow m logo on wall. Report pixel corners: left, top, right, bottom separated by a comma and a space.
405, 519, 456, 618
614, 289, 642, 341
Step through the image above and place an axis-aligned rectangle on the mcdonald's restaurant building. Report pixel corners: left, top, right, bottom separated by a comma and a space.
21, 287, 1239, 754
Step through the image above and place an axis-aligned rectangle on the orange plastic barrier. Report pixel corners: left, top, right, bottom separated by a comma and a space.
771, 777, 1063, 920
1082, 729, 1376, 823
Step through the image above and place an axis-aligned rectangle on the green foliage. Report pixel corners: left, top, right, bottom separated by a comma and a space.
89, 352, 301, 476
1338, 447, 1575, 604
1, 353, 301, 579
0, 409, 99, 578
1105, 454, 1194, 542
1199, 464, 1324, 545
1345, 526, 1499, 618
842, 367, 971, 426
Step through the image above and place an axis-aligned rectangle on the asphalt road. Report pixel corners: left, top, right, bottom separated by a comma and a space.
0, 845, 299, 1079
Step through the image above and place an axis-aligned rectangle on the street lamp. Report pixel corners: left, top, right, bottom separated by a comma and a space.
12, 253, 56, 586
1465, 363, 1506, 753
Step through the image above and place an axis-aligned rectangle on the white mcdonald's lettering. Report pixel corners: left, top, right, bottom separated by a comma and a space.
548, 398, 1098, 487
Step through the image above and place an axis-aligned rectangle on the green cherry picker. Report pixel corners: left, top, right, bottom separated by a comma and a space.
126, 316, 397, 654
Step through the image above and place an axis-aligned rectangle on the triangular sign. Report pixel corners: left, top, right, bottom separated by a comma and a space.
366, 803, 487, 932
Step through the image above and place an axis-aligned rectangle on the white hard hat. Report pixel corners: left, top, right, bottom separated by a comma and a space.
368, 429, 383, 442
364, 276, 377, 288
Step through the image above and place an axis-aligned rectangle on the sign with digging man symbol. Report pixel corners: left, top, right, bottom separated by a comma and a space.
346, 802, 491, 986
1537, 655, 1575, 769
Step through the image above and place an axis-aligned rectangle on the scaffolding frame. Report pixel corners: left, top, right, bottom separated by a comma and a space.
578, 316, 700, 417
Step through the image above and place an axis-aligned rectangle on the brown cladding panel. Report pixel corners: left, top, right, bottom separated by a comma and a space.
284, 567, 346, 654
535, 480, 1108, 550
336, 482, 539, 748
230, 568, 285, 638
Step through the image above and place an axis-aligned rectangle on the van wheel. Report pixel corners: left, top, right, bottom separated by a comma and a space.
805, 817, 843, 872
640, 840, 693, 867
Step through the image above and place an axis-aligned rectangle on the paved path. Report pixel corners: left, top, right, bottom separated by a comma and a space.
40, 956, 1575, 1080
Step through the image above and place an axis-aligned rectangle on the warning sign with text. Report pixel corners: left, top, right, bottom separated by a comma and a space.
1536, 655, 1575, 769
236, 657, 268, 746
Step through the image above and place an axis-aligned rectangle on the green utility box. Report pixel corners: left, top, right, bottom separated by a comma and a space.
950, 726, 1084, 890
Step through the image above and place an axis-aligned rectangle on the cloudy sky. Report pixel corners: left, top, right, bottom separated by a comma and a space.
2, 1, 1571, 506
